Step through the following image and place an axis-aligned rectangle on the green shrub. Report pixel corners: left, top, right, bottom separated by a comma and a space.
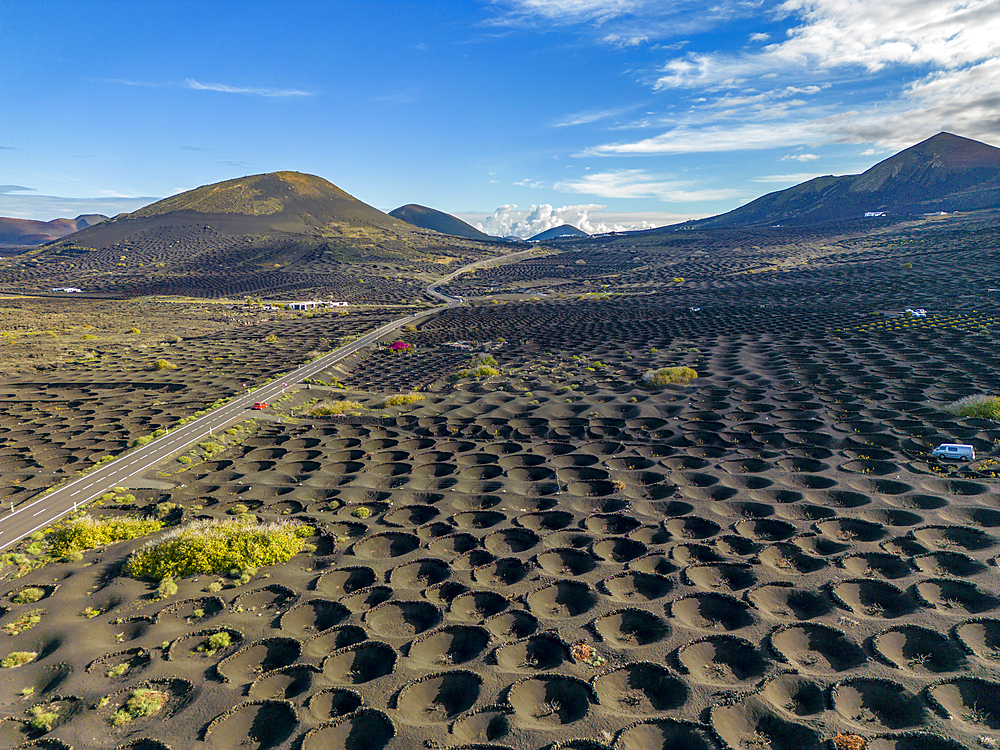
947, 394, 1000, 421
150, 359, 177, 371
2, 609, 43, 635
227, 504, 249, 516
1, 651, 36, 668
308, 400, 364, 416
48, 514, 164, 556
471, 366, 498, 378
352, 507, 371, 519
157, 576, 178, 598
264, 334, 278, 344
375, 393, 424, 408
642, 366, 698, 387
205, 631, 231, 653
126, 518, 311, 579
11, 587, 45, 604
106, 662, 129, 678
29, 704, 59, 730
112, 688, 169, 726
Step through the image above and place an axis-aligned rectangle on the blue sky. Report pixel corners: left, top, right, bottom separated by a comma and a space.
2, 0, 997, 235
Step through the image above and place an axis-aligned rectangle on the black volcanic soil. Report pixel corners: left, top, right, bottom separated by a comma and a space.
1, 213, 999, 749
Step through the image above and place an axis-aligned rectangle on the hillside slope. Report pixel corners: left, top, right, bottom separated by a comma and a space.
0, 214, 107, 246
696, 132, 1000, 227
9, 172, 498, 300
389, 204, 491, 240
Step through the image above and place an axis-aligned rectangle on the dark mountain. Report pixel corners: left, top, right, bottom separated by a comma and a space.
529, 224, 589, 242
389, 204, 491, 240
693, 132, 1000, 228
23, 172, 498, 299
0, 214, 108, 246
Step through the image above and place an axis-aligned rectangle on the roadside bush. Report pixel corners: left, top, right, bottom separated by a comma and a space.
48, 514, 164, 556
126, 518, 312, 579
308, 400, 364, 416
642, 366, 698, 387
947, 394, 1000, 420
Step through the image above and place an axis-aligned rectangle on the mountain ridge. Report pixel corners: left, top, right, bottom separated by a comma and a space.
691, 132, 1000, 228
0, 214, 108, 247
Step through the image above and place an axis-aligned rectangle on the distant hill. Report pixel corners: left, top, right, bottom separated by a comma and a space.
389, 204, 491, 240
529, 224, 589, 242
23, 172, 498, 299
0, 214, 107, 246
692, 132, 1000, 228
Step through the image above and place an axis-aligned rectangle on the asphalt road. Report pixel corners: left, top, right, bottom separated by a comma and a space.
0, 248, 534, 552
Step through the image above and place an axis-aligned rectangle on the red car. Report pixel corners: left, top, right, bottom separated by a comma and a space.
251, 402, 267, 410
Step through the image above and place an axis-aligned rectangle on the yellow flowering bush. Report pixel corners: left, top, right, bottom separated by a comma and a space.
126, 519, 312, 579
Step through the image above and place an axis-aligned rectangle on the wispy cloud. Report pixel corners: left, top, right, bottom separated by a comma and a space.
754, 172, 829, 184
781, 153, 819, 162
0, 185, 34, 194
183, 78, 313, 97
485, 0, 755, 43
555, 168, 744, 202
372, 87, 424, 105
490, 0, 641, 25
575, 0, 1000, 157
101, 77, 313, 97
550, 105, 634, 127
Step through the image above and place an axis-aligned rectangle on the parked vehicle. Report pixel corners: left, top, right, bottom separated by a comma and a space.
932, 443, 975, 461
251, 402, 268, 410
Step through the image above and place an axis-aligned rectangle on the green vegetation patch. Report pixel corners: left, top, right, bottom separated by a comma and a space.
10, 587, 45, 604
112, 688, 170, 726
947, 394, 1000, 421
374, 393, 424, 409
642, 366, 698, 387
48, 514, 165, 557
126, 518, 312, 579
2, 609, 43, 635
1, 651, 37, 668
308, 400, 365, 416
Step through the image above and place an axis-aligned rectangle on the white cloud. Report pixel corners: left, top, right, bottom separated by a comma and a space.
555, 169, 744, 202
493, 0, 641, 24
183, 79, 313, 97
656, 0, 1000, 90
574, 0, 1000, 158
749, 32, 770, 42
754, 172, 829, 184
781, 153, 819, 161
466, 202, 670, 237
551, 106, 634, 127
0, 194, 159, 221
584, 119, 831, 155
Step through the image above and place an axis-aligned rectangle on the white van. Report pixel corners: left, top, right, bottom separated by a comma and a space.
932, 443, 975, 461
